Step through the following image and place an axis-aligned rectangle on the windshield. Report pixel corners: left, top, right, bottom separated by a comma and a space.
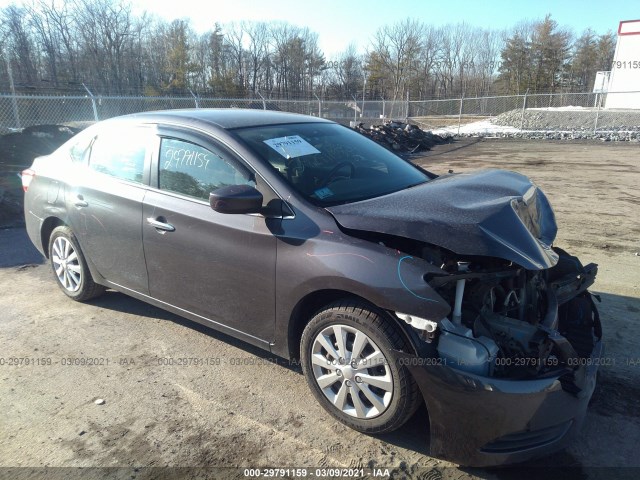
234, 122, 429, 206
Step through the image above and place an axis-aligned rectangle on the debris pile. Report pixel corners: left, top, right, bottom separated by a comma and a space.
0, 124, 82, 228
353, 121, 452, 153
0, 125, 82, 168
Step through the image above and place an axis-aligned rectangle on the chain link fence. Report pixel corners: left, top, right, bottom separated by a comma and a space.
1, 91, 640, 135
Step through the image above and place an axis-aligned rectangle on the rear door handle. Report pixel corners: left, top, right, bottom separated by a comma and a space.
147, 217, 175, 232
73, 194, 88, 208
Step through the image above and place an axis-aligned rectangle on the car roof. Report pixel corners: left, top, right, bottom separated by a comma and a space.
116, 108, 333, 130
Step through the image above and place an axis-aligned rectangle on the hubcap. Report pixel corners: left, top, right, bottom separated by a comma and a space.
52, 237, 82, 292
310, 324, 393, 419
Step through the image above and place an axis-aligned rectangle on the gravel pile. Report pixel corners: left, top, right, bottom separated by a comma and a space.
456, 130, 640, 141
353, 121, 452, 153
483, 109, 640, 141
495, 109, 640, 131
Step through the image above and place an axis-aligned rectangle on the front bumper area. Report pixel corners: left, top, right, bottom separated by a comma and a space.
394, 340, 603, 467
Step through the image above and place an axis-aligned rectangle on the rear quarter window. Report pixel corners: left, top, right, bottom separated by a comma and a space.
68, 135, 97, 165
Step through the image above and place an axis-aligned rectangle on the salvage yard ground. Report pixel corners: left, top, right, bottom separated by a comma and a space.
1, 138, 639, 480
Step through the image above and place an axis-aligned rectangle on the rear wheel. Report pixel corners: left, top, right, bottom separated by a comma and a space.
300, 301, 420, 434
49, 226, 105, 301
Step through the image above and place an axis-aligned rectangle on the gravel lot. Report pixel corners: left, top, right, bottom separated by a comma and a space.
1, 138, 639, 480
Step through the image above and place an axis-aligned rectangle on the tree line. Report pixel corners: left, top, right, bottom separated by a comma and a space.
0, 0, 616, 100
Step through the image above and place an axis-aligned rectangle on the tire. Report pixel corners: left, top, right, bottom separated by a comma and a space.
300, 300, 421, 434
48, 226, 105, 302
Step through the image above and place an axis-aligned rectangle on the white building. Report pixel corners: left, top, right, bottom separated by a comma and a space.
605, 20, 640, 109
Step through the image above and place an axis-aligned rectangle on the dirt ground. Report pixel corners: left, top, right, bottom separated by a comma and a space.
1, 138, 639, 480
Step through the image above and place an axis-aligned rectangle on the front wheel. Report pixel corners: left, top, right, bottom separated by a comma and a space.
49, 226, 105, 302
300, 301, 421, 434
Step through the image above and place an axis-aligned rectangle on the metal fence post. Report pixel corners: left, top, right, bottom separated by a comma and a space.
406, 91, 410, 123
593, 93, 601, 134
189, 89, 199, 108
362, 72, 367, 122
352, 94, 358, 124
313, 93, 321, 118
257, 91, 266, 110
520, 90, 528, 131
82, 83, 99, 121
457, 95, 464, 135
9, 92, 21, 129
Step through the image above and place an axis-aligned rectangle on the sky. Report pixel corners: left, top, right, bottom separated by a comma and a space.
125, 0, 637, 57
2, 0, 637, 58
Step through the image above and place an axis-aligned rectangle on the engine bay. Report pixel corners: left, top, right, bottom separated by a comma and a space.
352, 229, 602, 383
424, 244, 601, 381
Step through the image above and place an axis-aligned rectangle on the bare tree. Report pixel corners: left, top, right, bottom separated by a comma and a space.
26, 1, 61, 86
367, 19, 423, 101
72, 0, 135, 93
225, 22, 246, 92
416, 25, 442, 99
243, 21, 270, 94
1, 5, 38, 85
473, 29, 503, 96
325, 44, 362, 98
0, 1, 620, 98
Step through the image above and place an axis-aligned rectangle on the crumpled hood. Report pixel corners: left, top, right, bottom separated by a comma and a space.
326, 169, 559, 270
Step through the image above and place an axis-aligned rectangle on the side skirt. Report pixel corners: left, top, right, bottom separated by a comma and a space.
105, 280, 275, 353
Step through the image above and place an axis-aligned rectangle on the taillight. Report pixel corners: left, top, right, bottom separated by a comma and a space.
21, 169, 36, 192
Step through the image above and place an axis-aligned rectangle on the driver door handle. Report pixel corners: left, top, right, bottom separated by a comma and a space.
147, 217, 175, 232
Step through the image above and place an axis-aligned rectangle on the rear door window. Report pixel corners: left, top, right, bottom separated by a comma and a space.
89, 129, 150, 184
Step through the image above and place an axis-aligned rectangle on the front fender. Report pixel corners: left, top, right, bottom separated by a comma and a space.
293, 247, 450, 319
272, 227, 451, 357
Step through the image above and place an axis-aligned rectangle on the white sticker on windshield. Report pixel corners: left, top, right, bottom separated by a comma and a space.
263, 135, 320, 159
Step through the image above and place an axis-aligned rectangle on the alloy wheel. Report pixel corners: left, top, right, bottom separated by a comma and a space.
310, 324, 393, 419
51, 236, 82, 292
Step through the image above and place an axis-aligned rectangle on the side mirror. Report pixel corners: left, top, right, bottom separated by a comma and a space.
209, 184, 263, 214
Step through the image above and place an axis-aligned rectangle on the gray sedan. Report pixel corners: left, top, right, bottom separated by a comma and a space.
22, 109, 602, 466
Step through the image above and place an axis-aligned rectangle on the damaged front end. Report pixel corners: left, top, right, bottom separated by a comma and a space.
327, 169, 603, 465
327, 169, 601, 384
423, 247, 601, 384
392, 244, 603, 466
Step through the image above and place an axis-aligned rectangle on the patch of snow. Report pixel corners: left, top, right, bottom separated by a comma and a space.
30, 131, 54, 138
431, 119, 520, 136
528, 106, 591, 111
